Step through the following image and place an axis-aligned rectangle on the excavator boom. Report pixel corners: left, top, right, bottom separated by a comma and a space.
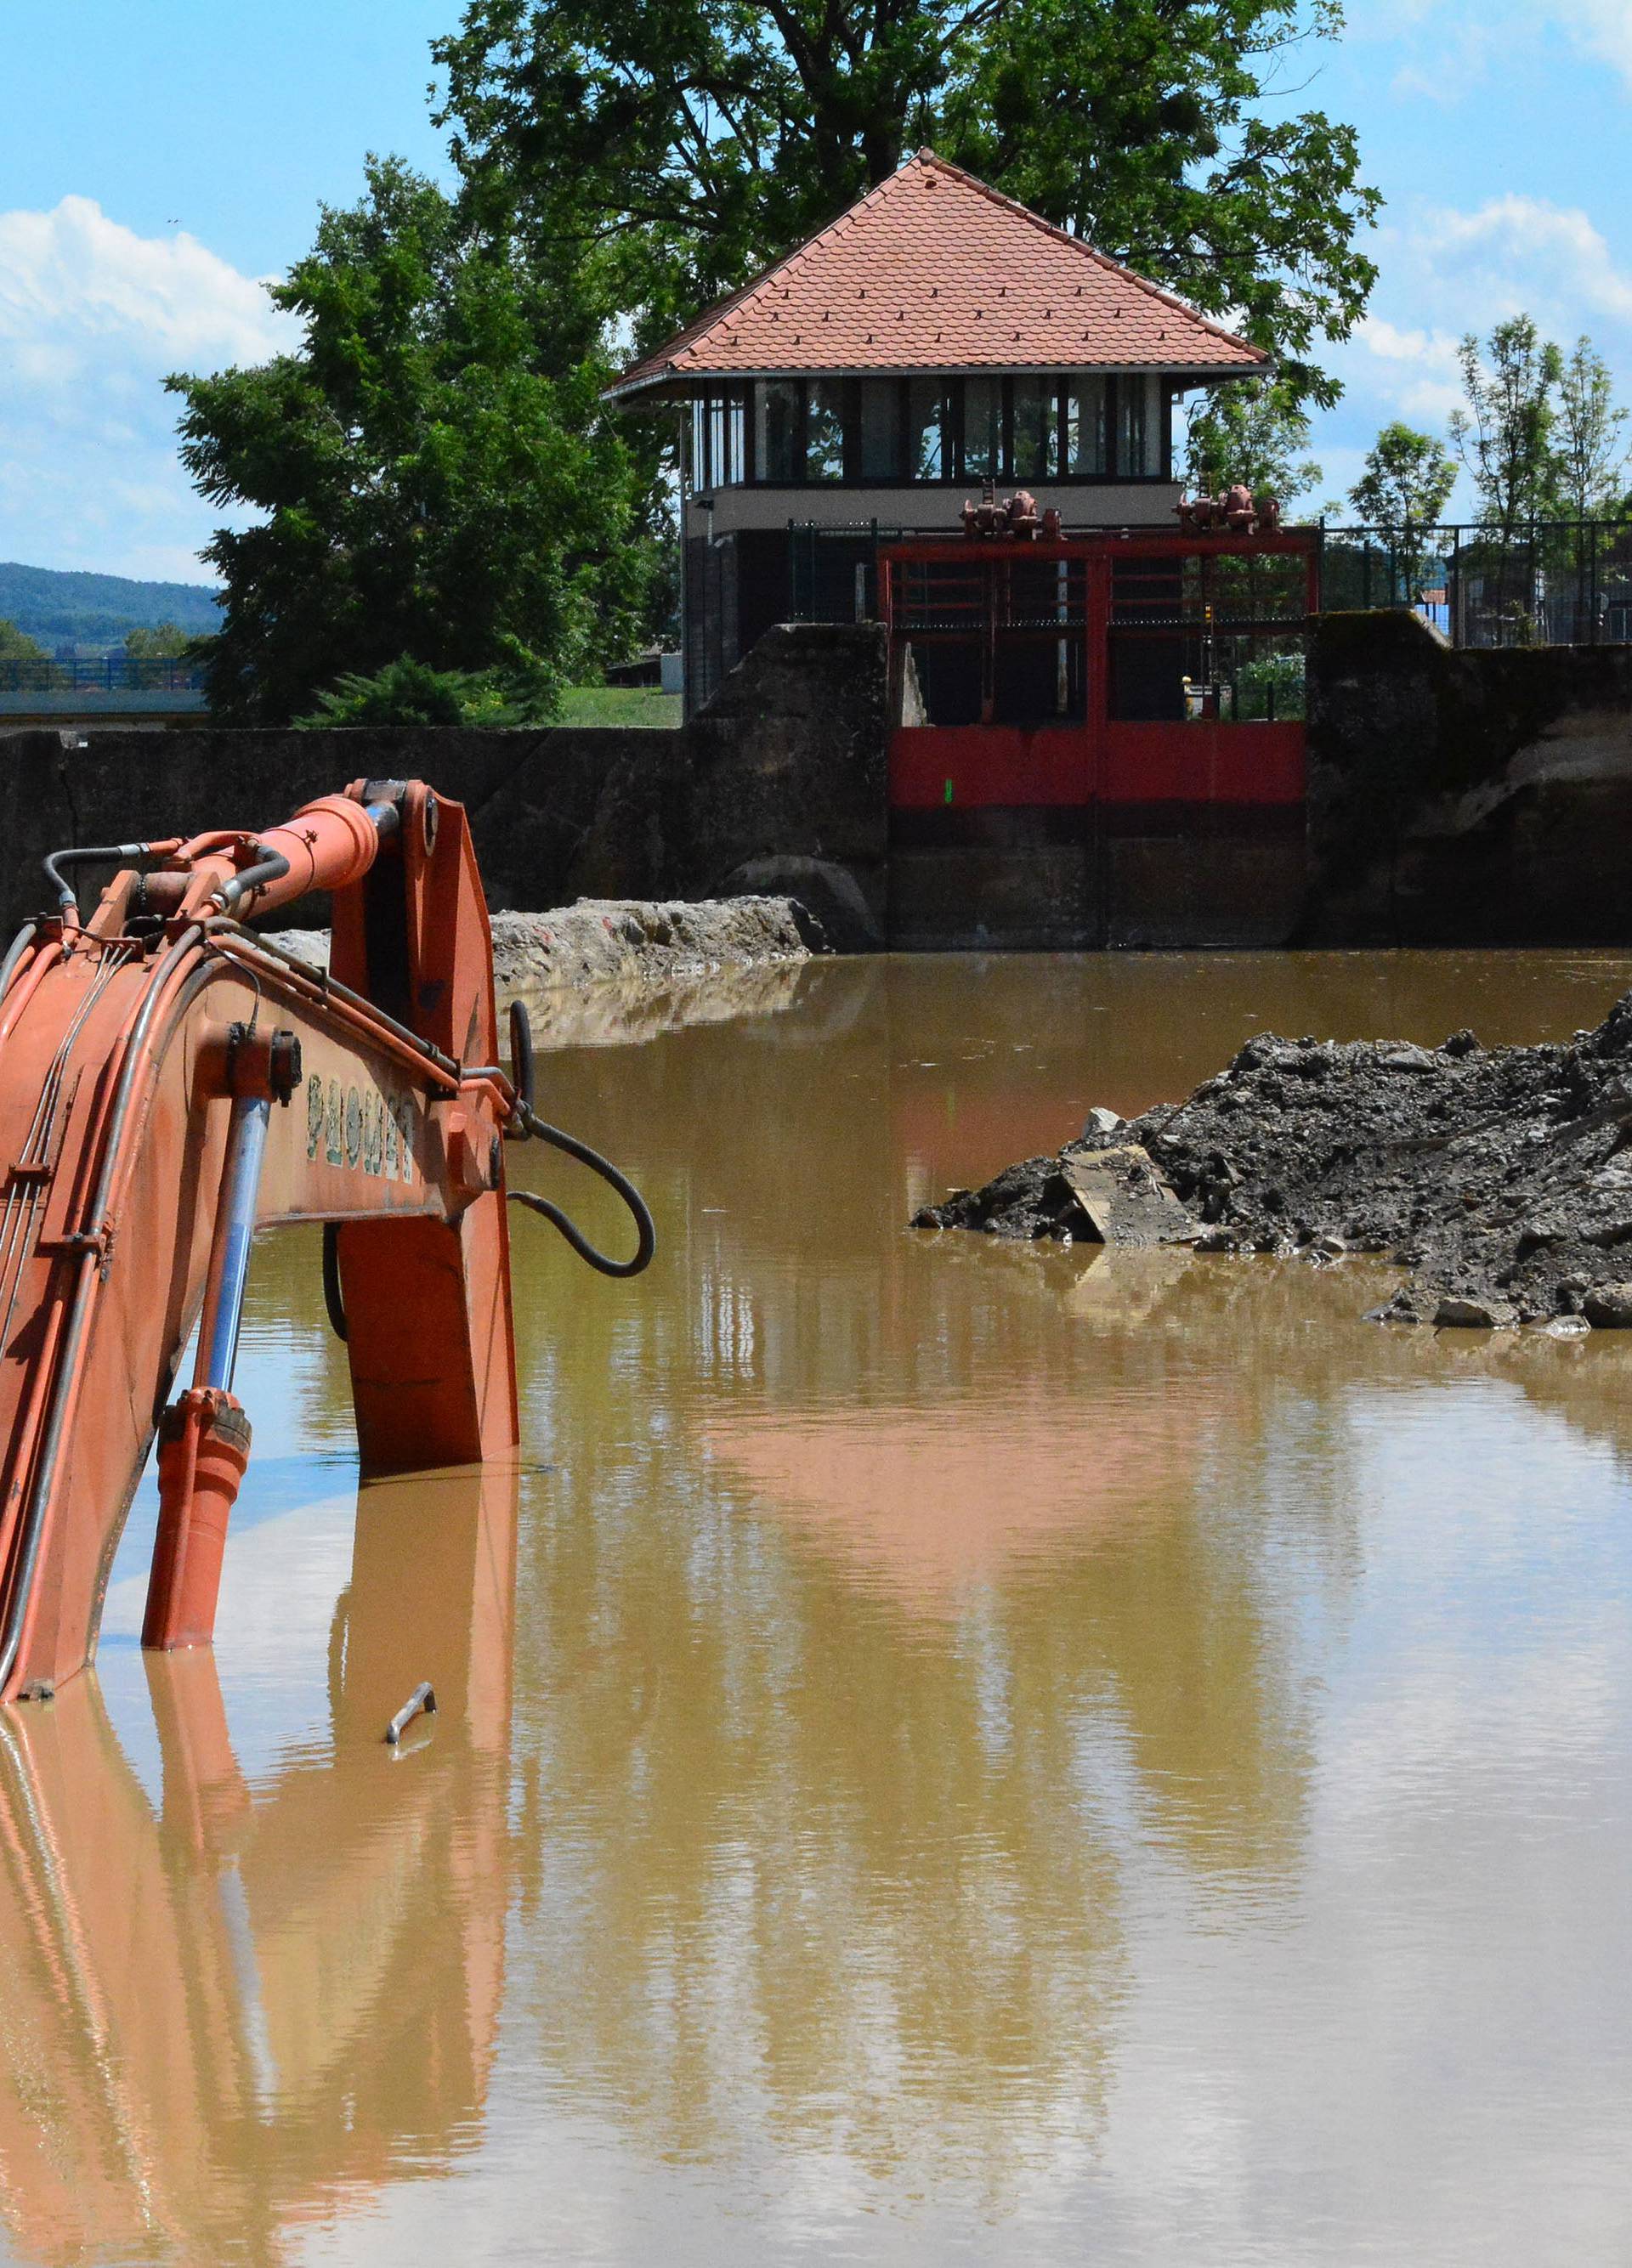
0, 778, 641, 1707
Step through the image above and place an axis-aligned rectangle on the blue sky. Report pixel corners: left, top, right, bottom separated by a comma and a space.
1, 0, 1629, 582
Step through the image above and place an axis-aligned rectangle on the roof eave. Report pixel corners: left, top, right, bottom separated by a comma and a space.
604, 356, 1268, 405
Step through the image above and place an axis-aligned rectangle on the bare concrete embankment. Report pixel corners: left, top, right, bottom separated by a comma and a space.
915, 992, 1632, 1331
487, 896, 817, 990
261, 893, 822, 1049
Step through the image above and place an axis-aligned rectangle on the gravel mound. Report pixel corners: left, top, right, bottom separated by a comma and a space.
913, 993, 1632, 1329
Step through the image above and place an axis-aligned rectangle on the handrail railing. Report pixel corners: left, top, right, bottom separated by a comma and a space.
788, 515, 1632, 647
0, 657, 207, 693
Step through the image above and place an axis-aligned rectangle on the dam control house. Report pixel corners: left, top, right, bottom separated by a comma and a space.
609, 151, 1320, 948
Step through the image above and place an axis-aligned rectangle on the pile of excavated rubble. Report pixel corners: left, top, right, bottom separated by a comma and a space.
913, 993, 1632, 1329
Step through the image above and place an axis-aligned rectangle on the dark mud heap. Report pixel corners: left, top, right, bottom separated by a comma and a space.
913, 993, 1632, 1328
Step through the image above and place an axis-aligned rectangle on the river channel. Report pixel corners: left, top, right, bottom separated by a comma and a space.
3, 950, 1632, 2265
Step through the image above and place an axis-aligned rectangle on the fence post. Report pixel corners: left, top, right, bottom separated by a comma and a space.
1452, 529, 1461, 646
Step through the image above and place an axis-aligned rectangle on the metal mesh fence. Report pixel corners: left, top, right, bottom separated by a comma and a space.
1321, 521, 1632, 646
790, 518, 1632, 648
0, 657, 206, 693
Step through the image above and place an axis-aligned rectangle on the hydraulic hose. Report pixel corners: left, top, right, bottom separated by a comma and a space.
0, 922, 38, 1004
321, 1222, 348, 1343
508, 1106, 656, 1279
500, 1005, 654, 1276
508, 998, 535, 1116
41, 843, 155, 916
0, 925, 209, 1691
211, 845, 292, 913
215, 924, 462, 1080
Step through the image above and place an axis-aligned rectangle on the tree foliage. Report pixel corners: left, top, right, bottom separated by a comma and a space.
0, 618, 46, 664
168, 160, 648, 724
293, 651, 561, 727
432, 0, 1380, 405
1449, 317, 1563, 540
1550, 337, 1630, 523
1345, 421, 1455, 598
1348, 421, 1455, 532
123, 621, 194, 659
1184, 378, 1319, 499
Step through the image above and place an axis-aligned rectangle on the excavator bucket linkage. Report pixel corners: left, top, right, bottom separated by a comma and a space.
0, 779, 652, 1705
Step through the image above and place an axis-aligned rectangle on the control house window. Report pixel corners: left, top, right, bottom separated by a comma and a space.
806, 380, 847, 481
756, 382, 801, 483
860, 379, 903, 478
1119, 376, 1157, 478
722, 374, 1172, 483
961, 377, 1003, 479
1012, 380, 1059, 481
1065, 379, 1108, 475
909, 379, 949, 479
689, 388, 748, 487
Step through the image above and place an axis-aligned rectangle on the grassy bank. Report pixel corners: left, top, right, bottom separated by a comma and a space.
558, 685, 682, 728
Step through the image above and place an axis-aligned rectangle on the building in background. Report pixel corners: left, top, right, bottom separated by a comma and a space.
607, 150, 1270, 710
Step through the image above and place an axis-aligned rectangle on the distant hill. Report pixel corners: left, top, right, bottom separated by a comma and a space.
0, 561, 221, 653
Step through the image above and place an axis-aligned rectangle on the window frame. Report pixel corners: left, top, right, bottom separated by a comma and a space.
701, 375, 1177, 487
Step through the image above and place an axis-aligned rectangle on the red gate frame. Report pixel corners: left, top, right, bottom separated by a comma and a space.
881, 529, 1320, 816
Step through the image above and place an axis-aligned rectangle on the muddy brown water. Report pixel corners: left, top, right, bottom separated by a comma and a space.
5, 951, 1632, 2265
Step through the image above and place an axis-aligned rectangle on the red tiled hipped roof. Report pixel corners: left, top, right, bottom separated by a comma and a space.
607, 151, 1267, 400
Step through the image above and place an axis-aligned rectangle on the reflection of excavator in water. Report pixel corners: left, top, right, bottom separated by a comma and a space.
0, 778, 652, 1707
0, 1462, 518, 2263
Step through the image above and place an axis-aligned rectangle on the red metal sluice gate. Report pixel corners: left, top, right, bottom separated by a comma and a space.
881, 527, 1320, 823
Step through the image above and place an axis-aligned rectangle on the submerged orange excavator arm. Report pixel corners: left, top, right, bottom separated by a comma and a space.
0, 778, 652, 1706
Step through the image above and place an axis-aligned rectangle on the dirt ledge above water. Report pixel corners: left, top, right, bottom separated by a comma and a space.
913, 993, 1632, 1330
259, 895, 824, 1049
264, 892, 822, 990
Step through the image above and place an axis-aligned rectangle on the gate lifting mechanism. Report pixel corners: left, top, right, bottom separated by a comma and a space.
0, 780, 653, 1705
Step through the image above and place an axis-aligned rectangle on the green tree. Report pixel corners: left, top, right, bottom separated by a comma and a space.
1549, 337, 1629, 523
167, 159, 648, 724
433, 0, 1380, 407
1346, 421, 1456, 597
0, 619, 47, 663
123, 621, 193, 659
1449, 316, 1562, 540
1184, 379, 1321, 501
293, 652, 560, 727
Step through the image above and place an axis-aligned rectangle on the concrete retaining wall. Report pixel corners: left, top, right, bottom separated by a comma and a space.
8, 611, 1632, 949
0, 625, 887, 943
1306, 613, 1632, 942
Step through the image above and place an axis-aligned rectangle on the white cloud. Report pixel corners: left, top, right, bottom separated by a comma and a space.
0, 196, 299, 584
1386, 20, 1503, 105
1559, 0, 1632, 88
1424, 195, 1632, 327
1352, 319, 1465, 423
1356, 0, 1632, 97
1357, 317, 1461, 372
